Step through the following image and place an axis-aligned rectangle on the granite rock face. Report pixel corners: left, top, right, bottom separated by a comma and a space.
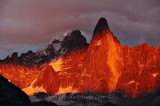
0, 18, 160, 97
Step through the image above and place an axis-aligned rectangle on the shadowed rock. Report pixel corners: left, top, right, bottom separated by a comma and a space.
93, 17, 110, 36
0, 75, 31, 106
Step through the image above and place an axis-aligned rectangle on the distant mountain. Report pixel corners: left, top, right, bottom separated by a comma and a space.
0, 17, 160, 98
0, 30, 88, 66
50, 17, 160, 97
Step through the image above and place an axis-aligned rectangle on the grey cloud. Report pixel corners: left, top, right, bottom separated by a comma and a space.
0, 0, 160, 58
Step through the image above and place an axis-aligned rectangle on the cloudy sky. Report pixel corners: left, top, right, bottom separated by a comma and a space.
0, 0, 160, 59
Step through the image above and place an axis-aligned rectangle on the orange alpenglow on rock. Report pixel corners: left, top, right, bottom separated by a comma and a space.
0, 17, 160, 97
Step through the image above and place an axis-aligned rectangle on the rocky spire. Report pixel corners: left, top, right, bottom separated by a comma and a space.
93, 17, 110, 36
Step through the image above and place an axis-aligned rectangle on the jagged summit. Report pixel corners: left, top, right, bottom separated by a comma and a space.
91, 17, 120, 45
93, 17, 110, 36
1, 17, 160, 99
0, 30, 88, 66
62, 30, 88, 52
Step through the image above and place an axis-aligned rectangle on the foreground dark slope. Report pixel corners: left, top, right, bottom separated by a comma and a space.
0, 75, 31, 106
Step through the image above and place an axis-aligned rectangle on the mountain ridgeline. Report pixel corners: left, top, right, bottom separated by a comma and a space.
0, 30, 88, 66
0, 17, 160, 98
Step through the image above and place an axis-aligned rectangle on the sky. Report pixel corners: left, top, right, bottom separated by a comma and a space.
0, 0, 160, 59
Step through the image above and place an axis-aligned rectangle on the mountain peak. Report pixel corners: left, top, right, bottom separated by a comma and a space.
93, 17, 110, 36
61, 30, 88, 51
